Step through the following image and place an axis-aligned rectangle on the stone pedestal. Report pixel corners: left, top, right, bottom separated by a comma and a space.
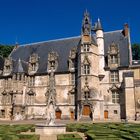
35, 124, 66, 135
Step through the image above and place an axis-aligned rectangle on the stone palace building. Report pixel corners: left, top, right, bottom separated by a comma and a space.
0, 11, 140, 121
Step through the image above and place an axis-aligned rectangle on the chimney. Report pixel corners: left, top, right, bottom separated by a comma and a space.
123, 23, 129, 36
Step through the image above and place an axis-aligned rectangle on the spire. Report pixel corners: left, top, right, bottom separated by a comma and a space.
82, 10, 91, 35
93, 18, 103, 31
46, 69, 56, 106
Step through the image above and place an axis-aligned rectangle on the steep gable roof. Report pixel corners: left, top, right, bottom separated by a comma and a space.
10, 37, 81, 74
10, 30, 130, 74
104, 30, 129, 67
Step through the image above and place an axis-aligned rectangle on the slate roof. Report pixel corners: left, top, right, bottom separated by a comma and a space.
10, 37, 81, 74
10, 30, 130, 74
13, 59, 28, 73
104, 30, 129, 67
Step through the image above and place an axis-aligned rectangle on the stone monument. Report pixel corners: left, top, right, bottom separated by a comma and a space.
35, 68, 66, 135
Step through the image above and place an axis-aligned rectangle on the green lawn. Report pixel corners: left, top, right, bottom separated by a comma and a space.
0, 124, 39, 140
65, 123, 140, 140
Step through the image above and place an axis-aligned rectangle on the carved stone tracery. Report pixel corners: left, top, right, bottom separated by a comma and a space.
68, 48, 76, 72
47, 52, 58, 72
28, 53, 39, 73
82, 10, 91, 35
3, 57, 12, 75
107, 42, 120, 67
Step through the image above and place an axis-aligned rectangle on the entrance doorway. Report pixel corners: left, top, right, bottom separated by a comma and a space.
70, 111, 74, 120
104, 110, 108, 119
55, 110, 61, 119
82, 105, 91, 116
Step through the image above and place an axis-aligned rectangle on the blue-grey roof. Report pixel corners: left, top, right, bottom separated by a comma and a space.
104, 30, 129, 67
13, 59, 28, 73
10, 37, 81, 74
9, 30, 130, 74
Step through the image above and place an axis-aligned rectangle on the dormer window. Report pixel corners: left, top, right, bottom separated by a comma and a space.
68, 48, 76, 72
31, 63, 36, 71
110, 55, 118, 64
48, 52, 58, 72
83, 44, 90, 52
108, 42, 120, 68
3, 58, 12, 75
50, 61, 55, 68
5, 65, 10, 72
28, 53, 39, 74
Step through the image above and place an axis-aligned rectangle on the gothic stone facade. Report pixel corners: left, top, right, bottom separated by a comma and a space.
0, 11, 140, 121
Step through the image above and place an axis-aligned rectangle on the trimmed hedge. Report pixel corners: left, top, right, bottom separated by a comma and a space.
57, 133, 82, 140
0, 125, 39, 140
66, 123, 140, 140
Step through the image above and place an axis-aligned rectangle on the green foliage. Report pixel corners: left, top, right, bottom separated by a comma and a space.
0, 125, 39, 140
57, 133, 82, 140
132, 44, 140, 60
0, 45, 14, 58
66, 123, 140, 140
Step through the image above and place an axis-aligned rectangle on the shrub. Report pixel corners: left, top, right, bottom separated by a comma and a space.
57, 133, 82, 140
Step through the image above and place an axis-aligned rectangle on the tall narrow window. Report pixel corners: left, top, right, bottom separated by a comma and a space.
28, 76, 35, 86
71, 73, 75, 85
26, 90, 35, 105
83, 44, 90, 52
110, 71, 119, 83
84, 91, 90, 99
5, 65, 10, 73
50, 61, 55, 69
31, 63, 36, 71
28, 53, 39, 73
112, 91, 119, 104
83, 65, 90, 74
110, 55, 118, 64
2, 94, 7, 105
26, 94, 35, 105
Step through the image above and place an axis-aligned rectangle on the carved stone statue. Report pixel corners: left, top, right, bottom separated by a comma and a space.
48, 112, 55, 126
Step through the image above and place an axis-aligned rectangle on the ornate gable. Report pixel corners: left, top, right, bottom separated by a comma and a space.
47, 51, 58, 72
3, 57, 12, 76
28, 53, 39, 74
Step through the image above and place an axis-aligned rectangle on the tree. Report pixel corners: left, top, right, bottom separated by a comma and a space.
132, 44, 140, 60
0, 45, 14, 58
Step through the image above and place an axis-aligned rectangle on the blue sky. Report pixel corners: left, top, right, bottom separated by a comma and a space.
0, 0, 139, 45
